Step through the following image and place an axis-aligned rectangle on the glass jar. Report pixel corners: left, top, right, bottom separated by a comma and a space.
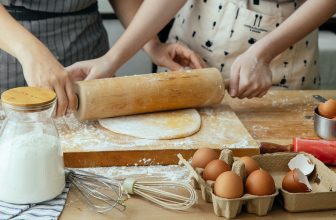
0, 87, 65, 204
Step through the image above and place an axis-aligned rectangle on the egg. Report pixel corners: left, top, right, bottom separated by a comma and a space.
203, 159, 231, 181
214, 171, 244, 199
191, 147, 219, 168
282, 169, 311, 193
245, 169, 275, 196
318, 99, 336, 119
240, 156, 260, 176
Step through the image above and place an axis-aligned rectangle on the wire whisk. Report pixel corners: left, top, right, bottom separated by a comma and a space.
123, 178, 198, 210
66, 169, 127, 213
66, 169, 198, 212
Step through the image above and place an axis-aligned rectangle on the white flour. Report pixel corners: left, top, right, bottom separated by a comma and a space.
0, 132, 65, 204
56, 109, 258, 153
56, 114, 195, 151
78, 165, 191, 182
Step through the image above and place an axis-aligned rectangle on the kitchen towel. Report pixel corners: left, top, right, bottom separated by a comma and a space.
0, 182, 70, 220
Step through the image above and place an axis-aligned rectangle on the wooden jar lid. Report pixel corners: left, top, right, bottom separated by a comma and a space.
1, 87, 56, 108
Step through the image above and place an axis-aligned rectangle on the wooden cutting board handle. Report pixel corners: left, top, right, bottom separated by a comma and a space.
75, 68, 226, 120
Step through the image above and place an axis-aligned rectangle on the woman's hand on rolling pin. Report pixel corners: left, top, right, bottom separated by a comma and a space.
66, 55, 116, 81
229, 46, 272, 99
20, 47, 77, 117
144, 37, 207, 70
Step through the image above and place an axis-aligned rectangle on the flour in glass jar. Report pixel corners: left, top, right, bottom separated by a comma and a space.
0, 132, 65, 204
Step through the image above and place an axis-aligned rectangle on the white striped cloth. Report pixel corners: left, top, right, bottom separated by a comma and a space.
0, 182, 70, 220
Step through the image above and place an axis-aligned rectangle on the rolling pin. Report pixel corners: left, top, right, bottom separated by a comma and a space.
75, 68, 226, 121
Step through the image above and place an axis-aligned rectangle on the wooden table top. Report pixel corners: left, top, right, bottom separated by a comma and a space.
60, 90, 336, 220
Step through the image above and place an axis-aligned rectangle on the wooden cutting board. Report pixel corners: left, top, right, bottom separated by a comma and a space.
57, 103, 259, 167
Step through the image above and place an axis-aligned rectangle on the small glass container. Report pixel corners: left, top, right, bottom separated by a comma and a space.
0, 87, 65, 204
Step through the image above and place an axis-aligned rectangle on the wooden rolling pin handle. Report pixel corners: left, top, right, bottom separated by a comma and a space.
74, 80, 228, 112
75, 68, 226, 121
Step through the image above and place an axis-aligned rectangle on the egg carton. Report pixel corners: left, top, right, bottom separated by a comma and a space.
189, 149, 245, 203
189, 149, 238, 200
177, 149, 278, 219
250, 152, 336, 212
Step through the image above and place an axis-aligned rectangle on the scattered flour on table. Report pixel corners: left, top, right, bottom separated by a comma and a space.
252, 125, 269, 131
271, 97, 290, 107
224, 138, 258, 149
75, 165, 191, 182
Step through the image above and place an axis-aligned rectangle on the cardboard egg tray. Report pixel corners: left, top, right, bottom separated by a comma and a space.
251, 152, 336, 212
177, 149, 278, 219
178, 150, 336, 218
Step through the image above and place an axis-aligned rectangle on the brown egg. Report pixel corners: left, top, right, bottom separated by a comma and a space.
214, 171, 244, 199
282, 169, 311, 193
245, 169, 275, 196
240, 156, 260, 176
191, 148, 219, 168
203, 160, 231, 181
318, 99, 336, 119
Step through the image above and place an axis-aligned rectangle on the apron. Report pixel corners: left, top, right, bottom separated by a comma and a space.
166, 0, 320, 89
0, 0, 109, 93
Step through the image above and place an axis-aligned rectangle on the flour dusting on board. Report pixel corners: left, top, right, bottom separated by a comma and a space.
55, 105, 259, 152
0, 104, 258, 153
56, 114, 158, 151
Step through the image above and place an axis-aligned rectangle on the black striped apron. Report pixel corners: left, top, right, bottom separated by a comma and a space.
0, 0, 109, 93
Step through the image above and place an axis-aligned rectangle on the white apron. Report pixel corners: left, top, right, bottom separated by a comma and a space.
166, 0, 320, 89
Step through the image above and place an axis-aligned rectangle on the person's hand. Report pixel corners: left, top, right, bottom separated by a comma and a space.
66, 55, 116, 81
20, 48, 77, 117
144, 39, 207, 71
229, 47, 272, 99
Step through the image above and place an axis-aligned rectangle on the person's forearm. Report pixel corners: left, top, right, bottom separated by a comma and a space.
109, 0, 143, 27
253, 0, 336, 63
109, 0, 160, 55
0, 5, 48, 63
105, 0, 186, 70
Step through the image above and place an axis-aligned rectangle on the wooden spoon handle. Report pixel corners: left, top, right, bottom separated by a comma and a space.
260, 142, 293, 154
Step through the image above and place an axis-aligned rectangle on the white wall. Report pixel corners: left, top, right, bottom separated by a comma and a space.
318, 31, 336, 89
98, 0, 114, 13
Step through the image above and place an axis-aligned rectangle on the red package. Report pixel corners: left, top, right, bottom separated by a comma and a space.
293, 138, 336, 165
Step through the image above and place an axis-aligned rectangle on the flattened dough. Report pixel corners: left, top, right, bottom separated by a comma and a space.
98, 109, 201, 140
